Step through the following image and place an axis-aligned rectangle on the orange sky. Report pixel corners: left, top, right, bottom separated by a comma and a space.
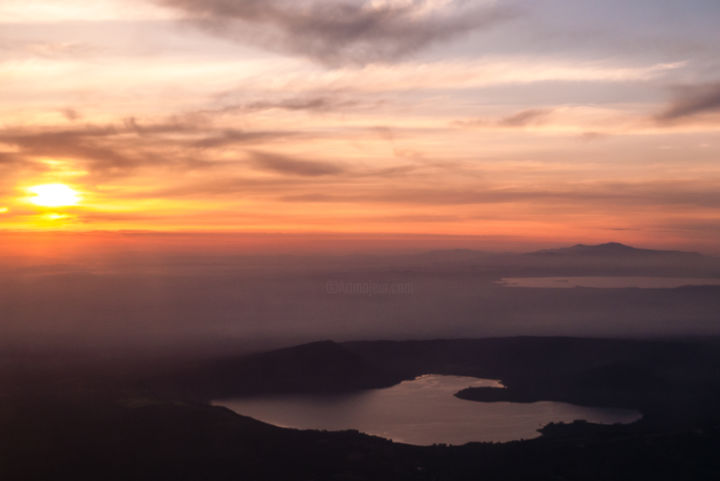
2, 0, 720, 252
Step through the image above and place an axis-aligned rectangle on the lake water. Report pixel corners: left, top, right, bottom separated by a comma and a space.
496, 276, 720, 289
214, 375, 641, 446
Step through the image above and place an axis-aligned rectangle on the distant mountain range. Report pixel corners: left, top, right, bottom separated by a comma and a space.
528, 242, 703, 258
419, 243, 705, 259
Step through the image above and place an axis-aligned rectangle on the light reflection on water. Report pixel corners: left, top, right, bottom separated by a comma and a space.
215, 374, 641, 446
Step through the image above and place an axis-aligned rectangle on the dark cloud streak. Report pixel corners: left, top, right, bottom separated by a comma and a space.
0, 120, 296, 180
193, 129, 297, 148
657, 82, 720, 122
498, 108, 553, 127
60, 108, 81, 121
454, 108, 553, 128
214, 95, 364, 114
250, 151, 346, 176
157, 0, 516, 66
278, 181, 720, 208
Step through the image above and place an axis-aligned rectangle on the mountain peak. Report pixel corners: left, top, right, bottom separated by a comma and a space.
531, 243, 701, 257
571, 242, 636, 251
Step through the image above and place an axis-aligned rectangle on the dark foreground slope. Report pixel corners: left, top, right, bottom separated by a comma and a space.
2, 337, 720, 480
2, 390, 720, 481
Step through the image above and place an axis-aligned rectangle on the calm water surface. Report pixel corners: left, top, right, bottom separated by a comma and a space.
496, 276, 720, 289
215, 375, 641, 445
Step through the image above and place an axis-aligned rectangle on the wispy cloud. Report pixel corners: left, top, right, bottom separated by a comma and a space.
59, 108, 82, 121
198, 93, 373, 118
656, 82, 720, 122
498, 108, 553, 127
0, 40, 98, 62
0, 120, 295, 180
277, 181, 720, 209
156, 0, 516, 66
228, 95, 363, 113
457, 108, 554, 128
0, 125, 161, 178
249, 151, 347, 176
192, 129, 297, 149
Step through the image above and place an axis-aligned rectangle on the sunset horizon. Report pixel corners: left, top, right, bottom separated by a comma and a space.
3, 2, 720, 480
3, 0, 720, 253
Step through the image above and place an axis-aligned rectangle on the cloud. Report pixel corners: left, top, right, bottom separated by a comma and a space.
249, 151, 346, 176
0, 120, 295, 180
578, 131, 610, 142
454, 108, 553, 128
0, 151, 22, 166
656, 82, 720, 122
193, 129, 297, 148
122, 116, 196, 135
216, 95, 363, 114
277, 181, 720, 208
0, 126, 149, 176
156, 0, 515, 66
60, 108, 81, 122
498, 108, 553, 127
280, 193, 340, 202
135, 176, 304, 199
245, 96, 355, 112
0, 151, 49, 183
248, 149, 420, 179
0, 40, 97, 62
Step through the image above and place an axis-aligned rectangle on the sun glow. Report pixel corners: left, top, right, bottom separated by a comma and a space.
28, 184, 81, 207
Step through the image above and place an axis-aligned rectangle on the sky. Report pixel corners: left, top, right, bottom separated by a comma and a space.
2, 0, 720, 252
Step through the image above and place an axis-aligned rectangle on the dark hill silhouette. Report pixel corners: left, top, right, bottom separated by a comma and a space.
4, 337, 720, 480
148, 337, 720, 429
162, 340, 408, 399
4, 388, 720, 481
530, 242, 703, 258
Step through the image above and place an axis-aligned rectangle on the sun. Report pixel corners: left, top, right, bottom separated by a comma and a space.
28, 184, 81, 208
